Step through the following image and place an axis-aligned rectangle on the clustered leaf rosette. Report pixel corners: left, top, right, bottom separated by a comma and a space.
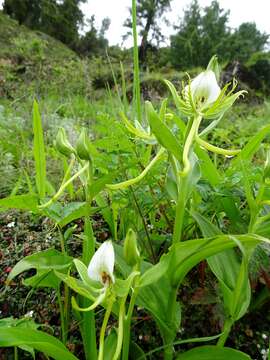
165, 55, 247, 120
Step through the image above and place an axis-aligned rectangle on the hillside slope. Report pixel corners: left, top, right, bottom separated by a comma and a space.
0, 12, 93, 99
0, 11, 76, 61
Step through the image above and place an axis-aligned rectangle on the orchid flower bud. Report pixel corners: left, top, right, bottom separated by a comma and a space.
76, 128, 92, 161
87, 241, 115, 286
264, 148, 270, 181
207, 55, 220, 82
124, 229, 140, 267
55, 127, 75, 157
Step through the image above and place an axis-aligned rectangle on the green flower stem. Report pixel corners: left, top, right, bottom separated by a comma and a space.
57, 286, 67, 344
63, 283, 70, 344
248, 184, 266, 233
113, 297, 126, 360
181, 115, 201, 177
217, 318, 233, 347
167, 116, 203, 357
98, 298, 114, 360
195, 136, 241, 156
82, 161, 97, 360
122, 278, 140, 360
253, 211, 270, 230
39, 162, 88, 209
106, 148, 165, 190
58, 228, 66, 255
62, 157, 75, 200
164, 286, 178, 360
14, 346, 18, 360
132, 0, 141, 123
172, 175, 189, 244
172, 116, 201, 244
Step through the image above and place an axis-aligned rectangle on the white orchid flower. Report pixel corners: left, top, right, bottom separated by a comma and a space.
87, 241, 115, 286
186, 70, 221, 108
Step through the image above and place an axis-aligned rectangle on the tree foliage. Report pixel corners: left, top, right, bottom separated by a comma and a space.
3, 0, 86, 48
124, 0, 171, 65
3, 0, 111, 56
77, 16, 110, 57
170, 0, 269, 69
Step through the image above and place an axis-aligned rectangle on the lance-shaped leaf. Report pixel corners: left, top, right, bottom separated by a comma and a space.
0, 317, 39, 358
191, 211, 251, 320
176, 345, 251, 359
44, 201, 98, 228
0, 194, 38, 213
145, 101, 183, 162
33, 100, 46, 199
0, 327, 78, 360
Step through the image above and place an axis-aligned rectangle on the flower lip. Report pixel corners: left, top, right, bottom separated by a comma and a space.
186, 70, 221, 108
87, 240, 115, 286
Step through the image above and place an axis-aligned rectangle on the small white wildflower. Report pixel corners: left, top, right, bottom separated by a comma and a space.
185, 70, 221, 108
7, 221, 15, 228
25, 310, 34, 318
87, 241, 115, 286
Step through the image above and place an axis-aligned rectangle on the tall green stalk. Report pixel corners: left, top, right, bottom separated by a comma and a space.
163, 286, 178, 360
165, 115, 201, 358
132, 0, 142, 123
98, 298, 114, 360
121, 280, 139, 360
57, 286, 67, 344
81, 161, 97, 360
217, 318, 233, 347
172, 176, 189, 244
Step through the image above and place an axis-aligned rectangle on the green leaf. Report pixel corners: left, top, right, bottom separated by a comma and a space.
240, 124, 270, 161
191, 210, 222, 237
33, 100, 46, 199
104, 330, 117, 360
114, 271, 139, 297
129, 342, 146, 360
95, 193, 115, 236
165, 166, 178, 201
114, 244, 180, 348
191, 211, 251, 320
73, 259, 102, 290
115, 235, 268, 356
58, 202, 94, 228
89, 173, 115, 199
7, 249, 73, 289
146, 101, 182, 162
0, 327, 78, 360
54, 271, 96, 301
0, 317, 39, 358
142, 334, 222, 358
0, 194, 38, 213
228, 124, 270, 173
44, 202, 97, 227
170, 235, 266, 287
139, 253, 170, 287
195, 145, 221, 186
176, 345, 251, 359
